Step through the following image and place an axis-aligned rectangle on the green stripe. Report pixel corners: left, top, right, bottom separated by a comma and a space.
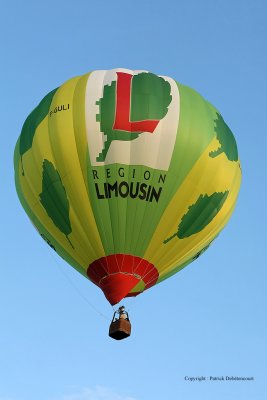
169, 82, 218, 188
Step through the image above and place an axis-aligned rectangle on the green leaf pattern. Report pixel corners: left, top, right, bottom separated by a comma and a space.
39, 159, 74, 248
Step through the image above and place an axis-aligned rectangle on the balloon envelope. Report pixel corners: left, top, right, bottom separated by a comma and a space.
14, 68, 241, 305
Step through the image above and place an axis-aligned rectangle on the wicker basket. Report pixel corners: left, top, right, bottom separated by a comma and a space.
109, 318, 131, 340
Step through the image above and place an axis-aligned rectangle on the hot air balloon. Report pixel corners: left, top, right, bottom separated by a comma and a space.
14, 68, 241, 339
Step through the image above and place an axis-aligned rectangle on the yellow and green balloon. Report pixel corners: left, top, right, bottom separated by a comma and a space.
14, 68, 241, 305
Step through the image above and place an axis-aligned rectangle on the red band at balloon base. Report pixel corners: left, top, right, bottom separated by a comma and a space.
87, 254, 159, 305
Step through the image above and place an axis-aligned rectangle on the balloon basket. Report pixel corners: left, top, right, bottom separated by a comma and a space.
109, 318, 131, 340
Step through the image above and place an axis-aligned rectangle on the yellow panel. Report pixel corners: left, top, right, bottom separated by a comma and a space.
18, 76, 105, 272
144, 137, 241, 278
46, 76, 105, 264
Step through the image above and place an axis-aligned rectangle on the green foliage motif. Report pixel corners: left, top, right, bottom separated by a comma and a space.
19, 89, 58, 157
209, 112, 238, 161
39, 159, 73, 248
163, 191, 229, 243
96, 72, 172, 161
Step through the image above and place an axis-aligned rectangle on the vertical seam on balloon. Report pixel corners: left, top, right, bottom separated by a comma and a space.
86, 71, 113, 259
125, 69, 138, 264
88, 70, 117, 258
103, 69, 116, 257
72, 72, 105, 261
46, 78, 95, 265
73, 73, 92, 198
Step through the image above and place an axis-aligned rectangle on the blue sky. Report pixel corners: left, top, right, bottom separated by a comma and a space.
1, 0, 267, 399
